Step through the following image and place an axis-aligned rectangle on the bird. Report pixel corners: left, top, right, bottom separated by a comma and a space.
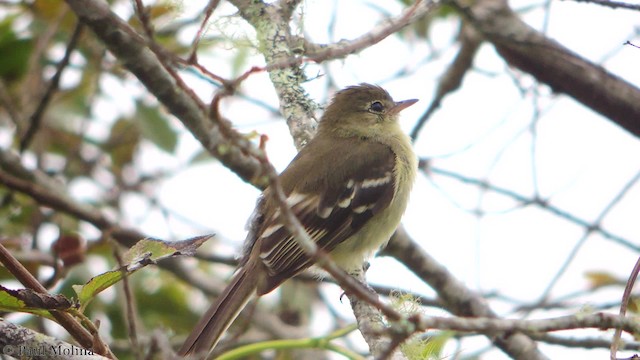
178, 83, 418, 356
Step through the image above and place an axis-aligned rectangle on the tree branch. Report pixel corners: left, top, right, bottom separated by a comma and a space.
569, 0, 640, 11
452, 0, 640, 135
0, 148, 143, 247
413, 312, 640, 338
301, 0, 435, 64
0, 243, 105, 355
63, 0, 265, 186
428, 165, 640, 252
229, 0, 318, 150
19, 22, 84, 152
383, 226, 548, 360
0, 319, 109, 360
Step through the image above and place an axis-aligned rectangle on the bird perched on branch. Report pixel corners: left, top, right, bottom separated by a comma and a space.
179, 83, 418, 357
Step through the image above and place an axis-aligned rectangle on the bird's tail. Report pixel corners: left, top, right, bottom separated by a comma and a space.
178, 266, 258, 356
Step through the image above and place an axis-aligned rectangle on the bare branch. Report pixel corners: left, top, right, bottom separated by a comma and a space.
64, 0, 265, 186
301, 0, 435, 64
452, 0, 640, 135
414, 313, 640, 337
536, 169, 640, 304
346, 270, 406, 360
624, 40, 640, 49
230, 0, 318, 150
411, 20, 482, 141
611, 256, 640, 359
428, 165, 640, 252
383, 226, 548, 360
569, 0, 640, 11
187, 0, 223, 62
532, 333, 640, 351
112, 246, 142, 359
0, 319, 109, 360
131, 0, 154, 41
0, 148, 143, 247
20, 22, 84, 152
0, 243, 104, 355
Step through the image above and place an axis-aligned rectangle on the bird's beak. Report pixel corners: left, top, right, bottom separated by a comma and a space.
389, 99, 418, 114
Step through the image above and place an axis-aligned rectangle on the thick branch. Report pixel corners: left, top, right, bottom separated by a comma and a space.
0, 244, 98, 354
347, 270, 406, 360
0, 319, 109, 360
453, 0, 640, 136
229, 0, 317, 150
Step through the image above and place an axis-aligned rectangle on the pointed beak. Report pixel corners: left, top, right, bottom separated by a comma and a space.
389, 99, 418, 115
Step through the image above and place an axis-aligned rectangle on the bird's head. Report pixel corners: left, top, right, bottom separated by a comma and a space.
318, 83, 417, 137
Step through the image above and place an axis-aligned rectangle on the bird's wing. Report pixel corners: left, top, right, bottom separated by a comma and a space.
253, 140, 397, 294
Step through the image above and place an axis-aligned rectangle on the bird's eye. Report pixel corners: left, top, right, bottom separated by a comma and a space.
369, 101, 384, 113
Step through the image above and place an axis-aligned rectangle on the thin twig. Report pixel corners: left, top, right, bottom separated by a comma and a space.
384, 226, 546, 359
289, 0, 432, 68
610, 256, 640, 359
20, 22, 84, 152
113, 245, 142, 359
428, 165, 640, 252
187, 0, 223, 62
0, 148, 145, 247
231, 0, 436, 77
535, 169, 640, 306
569, 0, 640, 10
132, 0, 154, 40
531, 332, 640, 351
624, 40, 640, 49
410, 21, 481, 141
66, 0, 265, 184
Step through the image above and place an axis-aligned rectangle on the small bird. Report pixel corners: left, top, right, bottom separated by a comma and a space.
178, 83, 418, 356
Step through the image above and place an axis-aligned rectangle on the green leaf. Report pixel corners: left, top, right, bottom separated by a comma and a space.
73, 235, 211, 310
0, 15, 33, 82
123, 235, 212, 264
136, 102, 178, 153
73, 270, 124, 311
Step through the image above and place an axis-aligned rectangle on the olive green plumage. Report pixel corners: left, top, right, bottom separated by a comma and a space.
179, 83, 418, 356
